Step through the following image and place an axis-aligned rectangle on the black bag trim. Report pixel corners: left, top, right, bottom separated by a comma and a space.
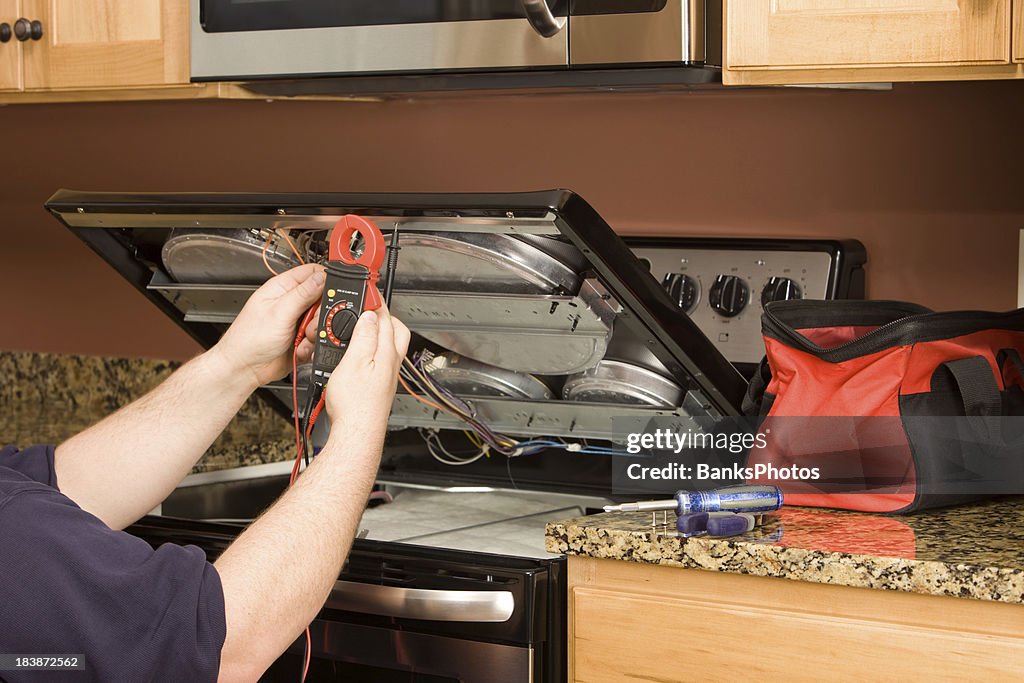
930, 356, 1002, 442
764, 300, 931, 330
997, 348, 1024, 387
742, 356, 772, 416
763, 300, 1024, 364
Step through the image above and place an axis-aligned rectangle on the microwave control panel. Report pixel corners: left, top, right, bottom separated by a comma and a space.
628, 240, 857, 366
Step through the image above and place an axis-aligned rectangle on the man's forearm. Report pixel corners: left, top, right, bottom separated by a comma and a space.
214, 426, 382, 682
55, 348, 258, 529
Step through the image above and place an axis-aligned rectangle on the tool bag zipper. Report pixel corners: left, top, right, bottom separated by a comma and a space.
762, 301, 1024, 364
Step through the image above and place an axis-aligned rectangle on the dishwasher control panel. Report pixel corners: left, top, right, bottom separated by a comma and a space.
627, 238, 866, 367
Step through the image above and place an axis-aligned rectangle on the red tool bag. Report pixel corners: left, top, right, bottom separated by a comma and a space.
743, 300, 1024, 513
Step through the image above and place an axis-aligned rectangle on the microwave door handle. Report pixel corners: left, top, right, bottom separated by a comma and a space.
327, 580, 515, 623
520, 0, 566, 37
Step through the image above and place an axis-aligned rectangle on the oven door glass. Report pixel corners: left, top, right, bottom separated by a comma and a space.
201, 0, 569, 33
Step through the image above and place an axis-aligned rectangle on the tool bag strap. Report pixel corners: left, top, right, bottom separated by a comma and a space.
997, 348, 1024, 387
931, 356, 1002, 443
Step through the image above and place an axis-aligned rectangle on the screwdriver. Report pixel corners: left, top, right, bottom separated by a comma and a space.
603, 484, 784, 516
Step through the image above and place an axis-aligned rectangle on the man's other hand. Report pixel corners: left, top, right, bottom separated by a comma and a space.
324, 305, 411, 425
214, 264, 326, 387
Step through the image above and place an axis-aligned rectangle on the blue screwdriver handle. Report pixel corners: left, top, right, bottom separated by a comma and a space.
675, 485, 783, 515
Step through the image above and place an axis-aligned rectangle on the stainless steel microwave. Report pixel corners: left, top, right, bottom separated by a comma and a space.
190, 0, 721, 82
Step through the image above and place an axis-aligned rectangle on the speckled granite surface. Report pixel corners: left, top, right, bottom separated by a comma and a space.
1, 351, 293, 473
546, 500, 1024, 604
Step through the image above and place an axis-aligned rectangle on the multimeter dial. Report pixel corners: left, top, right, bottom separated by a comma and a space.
325, 302, 358, 345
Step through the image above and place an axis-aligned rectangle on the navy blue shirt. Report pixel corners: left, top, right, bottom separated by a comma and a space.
0, 445, 226, 682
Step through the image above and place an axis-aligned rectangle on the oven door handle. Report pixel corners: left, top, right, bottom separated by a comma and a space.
327, 580, 515, 623
520, 0, 566, 38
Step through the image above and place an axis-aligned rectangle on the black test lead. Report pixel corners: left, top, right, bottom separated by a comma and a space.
383, 224, 401, 306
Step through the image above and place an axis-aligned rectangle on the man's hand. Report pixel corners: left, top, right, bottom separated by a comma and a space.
214, 264, 326, 387
324, 305, 411, 423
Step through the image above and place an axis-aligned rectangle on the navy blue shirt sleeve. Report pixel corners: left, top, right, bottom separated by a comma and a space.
0, 445, 226, 683
0, 443, 58, 488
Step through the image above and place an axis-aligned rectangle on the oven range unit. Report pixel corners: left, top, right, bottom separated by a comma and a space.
46, 190, 865, 682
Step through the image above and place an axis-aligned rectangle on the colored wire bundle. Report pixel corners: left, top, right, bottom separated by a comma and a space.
420, 429, 489, 465
402, 351, 639, 463
398, 351, 520, 456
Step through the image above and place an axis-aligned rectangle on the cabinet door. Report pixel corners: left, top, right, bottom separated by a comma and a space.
572, 586, 1024, 682
727, 1, 1011, 70
0, 0, 23, 91
21, 0, 188, 90
1014, 0, 1023, 63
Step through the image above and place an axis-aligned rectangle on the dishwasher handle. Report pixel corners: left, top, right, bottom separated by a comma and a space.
327, 580, 515, 623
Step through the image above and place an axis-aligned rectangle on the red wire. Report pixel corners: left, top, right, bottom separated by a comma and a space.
306, 396, 326, 441
290, 304, 319, 682
291, 306, 317, 483
291, 347, 303, 483
302, 632, 311, 681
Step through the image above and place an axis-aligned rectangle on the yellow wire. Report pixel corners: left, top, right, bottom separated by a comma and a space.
464, 430, 484, 449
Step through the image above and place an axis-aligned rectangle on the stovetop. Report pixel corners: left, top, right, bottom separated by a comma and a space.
160, 467, 609, 558
358, 487, 604, 558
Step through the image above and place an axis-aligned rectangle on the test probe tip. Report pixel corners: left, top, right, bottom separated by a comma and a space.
384, 224, 401, 306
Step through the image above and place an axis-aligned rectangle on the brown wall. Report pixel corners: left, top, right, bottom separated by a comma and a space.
0, 79, 1022, 360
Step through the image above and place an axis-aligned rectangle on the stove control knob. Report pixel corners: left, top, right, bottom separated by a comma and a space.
708, 275, 749, 318
761, 276, 802, 306
662, 273, 699, 314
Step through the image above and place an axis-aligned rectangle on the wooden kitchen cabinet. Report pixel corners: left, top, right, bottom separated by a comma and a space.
724, 0, 1022, 85
1014, 0, 1024, 63
18, 0, 188, 90
0, 0, 23, 91
568, 557, 1024, 682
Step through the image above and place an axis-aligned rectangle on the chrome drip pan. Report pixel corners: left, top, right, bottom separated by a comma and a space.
562, 360, 683, 408
393, 232, 582, 294
162, 228, 301, 285
423, 352, 554, 401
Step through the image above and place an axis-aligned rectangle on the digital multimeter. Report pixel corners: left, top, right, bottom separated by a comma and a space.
310, 215, 386, 391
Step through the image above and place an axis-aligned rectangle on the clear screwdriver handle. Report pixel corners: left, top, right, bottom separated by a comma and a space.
605, 485, 784, 515
677, 485, 783, 514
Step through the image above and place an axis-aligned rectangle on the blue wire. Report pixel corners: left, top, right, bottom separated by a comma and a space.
508, 439, 638, 457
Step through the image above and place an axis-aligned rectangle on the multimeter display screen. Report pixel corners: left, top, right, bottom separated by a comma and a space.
316, 345, 347, 371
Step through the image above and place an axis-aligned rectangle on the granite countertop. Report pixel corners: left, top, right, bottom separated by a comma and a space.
545, 500, 1024, 604
1, 351, 294, 473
